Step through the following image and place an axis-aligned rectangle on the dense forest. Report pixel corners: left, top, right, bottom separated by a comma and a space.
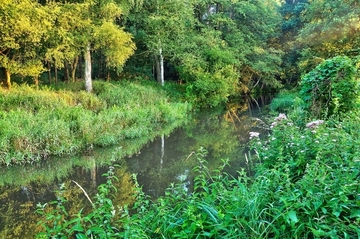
1, 0, 359, 106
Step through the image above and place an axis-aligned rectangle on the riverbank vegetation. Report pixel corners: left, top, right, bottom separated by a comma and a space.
36, 108, 360, 238
0, 0, 359, 237
0, 80, 189, 165
36, 75, 359, 238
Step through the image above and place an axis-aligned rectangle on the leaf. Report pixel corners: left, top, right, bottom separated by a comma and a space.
287, 210, 298, 225
76, 233, 87, 239
350, 209, 360, 218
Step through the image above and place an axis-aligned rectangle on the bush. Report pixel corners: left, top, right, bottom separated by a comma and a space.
300, 56, 359, 118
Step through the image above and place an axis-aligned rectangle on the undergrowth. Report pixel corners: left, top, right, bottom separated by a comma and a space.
0, 80, 190, 165
36, 111, 360, 238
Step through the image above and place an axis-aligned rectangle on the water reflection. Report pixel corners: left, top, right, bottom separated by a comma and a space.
0, 97, 270, 238
126, 98, 270, 198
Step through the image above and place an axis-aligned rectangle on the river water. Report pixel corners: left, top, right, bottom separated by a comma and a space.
0, 97, 270, 238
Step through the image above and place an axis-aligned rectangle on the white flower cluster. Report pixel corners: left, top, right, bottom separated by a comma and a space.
249, 131, 260, 139
270, 113, 288, 129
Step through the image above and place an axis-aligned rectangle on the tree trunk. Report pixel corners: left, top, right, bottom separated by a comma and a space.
47, 62, 52, 84
33, 76, 39, 86
4, 68, 11, 89
54, 65, 58, 84
71, 56, 78, 82
84, 44, 92, 92
155, 47, 164, 86
64, 61, 70, 82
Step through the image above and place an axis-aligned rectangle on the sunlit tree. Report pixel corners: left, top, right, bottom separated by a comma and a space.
0, 0, 51, 88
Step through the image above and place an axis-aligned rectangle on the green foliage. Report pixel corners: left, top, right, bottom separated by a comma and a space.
37, 116, 360, 238
300, 56, 359, 118
0, 0, 50, 80
183, 65, 239, 108
296, 0, 360, 73
269, 90, 302, 113
250, 113, 360, 237
36, 166, 122, 238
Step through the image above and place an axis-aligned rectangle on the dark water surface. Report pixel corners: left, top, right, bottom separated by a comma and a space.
0, 98, 270, 238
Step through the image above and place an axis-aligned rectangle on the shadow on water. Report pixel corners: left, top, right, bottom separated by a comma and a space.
0, 95, 272, 238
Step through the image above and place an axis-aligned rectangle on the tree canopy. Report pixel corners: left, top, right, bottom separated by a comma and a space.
0, 0, 358, 107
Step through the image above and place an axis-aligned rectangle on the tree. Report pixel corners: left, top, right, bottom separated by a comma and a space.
278, 0, 308, 85
126, 0, 195, 85
297, 0, 360, 73
56, 0, 136, 92
0, 0, 51, 88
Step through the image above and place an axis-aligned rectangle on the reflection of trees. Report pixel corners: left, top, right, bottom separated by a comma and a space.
0, 116, 183, 238
0, 164, 135, 238
0, 183, 55, 238
127, 100, 269, 198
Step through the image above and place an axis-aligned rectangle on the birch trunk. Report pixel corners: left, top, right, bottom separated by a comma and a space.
33, 76, 39, 86
155, 47, 164, 86
160, 134, 164, 165
84, 44, 92, 92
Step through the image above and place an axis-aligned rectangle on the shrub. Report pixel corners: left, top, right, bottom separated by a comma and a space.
300, 56, 359, 118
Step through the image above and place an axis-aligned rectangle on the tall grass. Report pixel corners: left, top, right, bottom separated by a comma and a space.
0, 80, 190, 165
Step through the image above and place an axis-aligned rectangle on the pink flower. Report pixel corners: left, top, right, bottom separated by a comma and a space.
270, 113, 287, 129
275, 113, 287, 121
306, 120, 324, 129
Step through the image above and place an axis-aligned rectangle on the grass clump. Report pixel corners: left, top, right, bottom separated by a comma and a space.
0, 79, 190, 165
269, 90, 302, 113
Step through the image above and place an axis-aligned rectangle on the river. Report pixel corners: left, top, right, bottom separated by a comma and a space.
0, 97, 270, 238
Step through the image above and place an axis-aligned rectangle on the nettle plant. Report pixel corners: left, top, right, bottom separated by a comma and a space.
250, 113, 360, 238
300, 56, 359, 118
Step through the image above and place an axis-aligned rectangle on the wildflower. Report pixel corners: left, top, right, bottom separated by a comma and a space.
275, 113, 287, 121
249, 131, 260, 139
306, 120, 324, 129
270, 113, 288, 129
315, 140, 319, 143
300, 136, 305, 139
